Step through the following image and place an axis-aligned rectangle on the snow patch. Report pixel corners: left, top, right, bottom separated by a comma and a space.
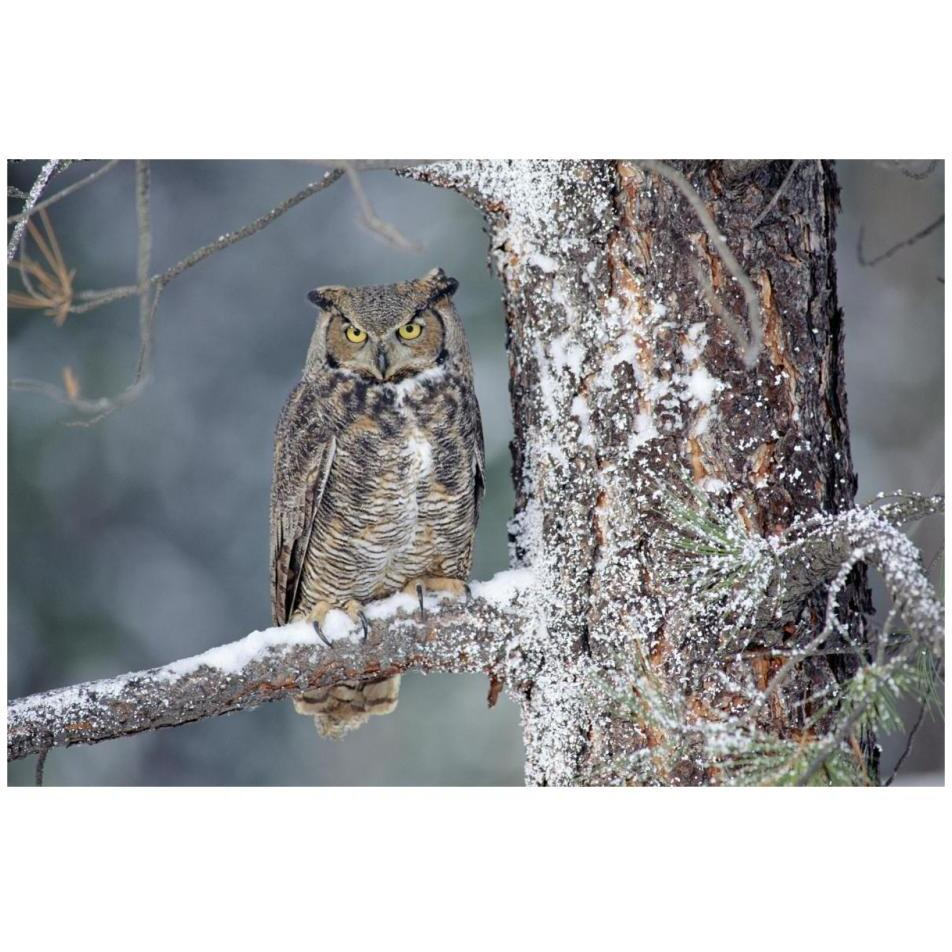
628, 413, 660, 449
158, 620, 328, 680
529, 252, 558, 273
470, 568, 537, 606
682, 321, 710, 362
683, 367, 724, 406
571, 395, 595, 446
550, 331, 585, 376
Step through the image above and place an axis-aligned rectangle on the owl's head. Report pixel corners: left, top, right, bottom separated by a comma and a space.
304, 268, 467, 382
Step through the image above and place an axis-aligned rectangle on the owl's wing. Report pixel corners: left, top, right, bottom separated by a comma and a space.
466, 385, 486, 525
270, 382, 336, 626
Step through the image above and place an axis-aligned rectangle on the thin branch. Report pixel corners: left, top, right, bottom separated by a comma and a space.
35, 748, 48, 786
692, 261, 750, 360
7, 159, 120, 225
64, 168, 348, 317
877, 160, 939, 180
10, 168, 347, 419
70, 285, 139, 314
883, 699, 928, 787
637, 160, 763, 367
10, 167, 160, 425
9, 288, 163, 424
342, 161, 421, 250
7, 576, 532, 762
751, 161, 802, 227
156, 168, 346, 288
314, 159, 437, 172
7, 159, 58, 260
134, 160, 153, 379
858, 214, 944, 267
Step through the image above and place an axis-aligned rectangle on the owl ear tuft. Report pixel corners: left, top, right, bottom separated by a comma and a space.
423, 267, 459, 299
307, 286, 345, 309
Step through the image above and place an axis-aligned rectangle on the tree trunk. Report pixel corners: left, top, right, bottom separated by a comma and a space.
413, 160, 869, 786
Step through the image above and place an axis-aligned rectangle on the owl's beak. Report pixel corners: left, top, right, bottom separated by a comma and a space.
375, 347, 389, 379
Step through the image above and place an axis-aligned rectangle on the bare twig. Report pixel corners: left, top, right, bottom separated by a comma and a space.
8, 159, 59, 260
314, 160, 436, 172
64, 168, 347, 317
134, 160, 153, 380
7, 160, 120, 225
692, 261, 750, 359
637, 160, 763, 367
7, 578, 530, 762
35, 748, 48, 786
70, 285, 139, 314
10, 164, 160, 425
342, 161, 421, 250
858, 214, 944, 267
10, 169, 347, 419
751, 161, 802, 227
155, 168, 345, 288
883, 699, 928, 787
877, 160, 939, 180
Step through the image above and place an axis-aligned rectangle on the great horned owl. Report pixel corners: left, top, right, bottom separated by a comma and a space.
270, 268, 485, 738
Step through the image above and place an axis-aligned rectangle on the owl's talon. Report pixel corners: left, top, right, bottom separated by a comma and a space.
358, 611, 370, 641
464, 583, 473, 602
313, 620, 334, 649
416, 583, 426, 622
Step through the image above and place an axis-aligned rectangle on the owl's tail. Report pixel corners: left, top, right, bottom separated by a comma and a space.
292, 675, 401, 739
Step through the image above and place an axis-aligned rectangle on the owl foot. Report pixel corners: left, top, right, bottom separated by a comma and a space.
402, 577, 470, 623
306, 600, 369, 646
415, 584, 425, 622
312, 623, 333, 648
342, 599, 370, 642
306, 601, 335, 648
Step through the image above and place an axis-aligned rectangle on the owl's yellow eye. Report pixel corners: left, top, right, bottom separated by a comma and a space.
398, 322, 423, 341
345, 326, 367, 344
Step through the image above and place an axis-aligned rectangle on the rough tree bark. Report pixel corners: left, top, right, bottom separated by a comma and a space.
410, 160, 868, 785
10, 159, 941, 785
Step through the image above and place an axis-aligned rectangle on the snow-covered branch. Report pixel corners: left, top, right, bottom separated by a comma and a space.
656, 484, 944, 656
7, 571, 534, 763
775, 494, 944, 649
7, 159, 60, 260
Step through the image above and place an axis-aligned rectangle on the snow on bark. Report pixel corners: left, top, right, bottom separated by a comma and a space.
7, 571, 534, 762
410, 160, 915, 786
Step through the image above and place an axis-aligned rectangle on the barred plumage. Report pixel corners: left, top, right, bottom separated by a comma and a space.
270, 269, 484, 738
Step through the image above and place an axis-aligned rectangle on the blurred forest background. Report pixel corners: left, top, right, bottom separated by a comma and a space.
6, 160, 944, 786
